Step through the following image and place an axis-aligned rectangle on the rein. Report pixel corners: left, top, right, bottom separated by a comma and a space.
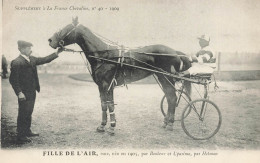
61, 46, 206, 84
55, 25, 213, 88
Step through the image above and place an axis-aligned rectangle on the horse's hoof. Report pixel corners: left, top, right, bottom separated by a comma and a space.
107, 127, 115, 136
162, 123, 167, 128
166, 123, 174, 131
96, 125, 105, 132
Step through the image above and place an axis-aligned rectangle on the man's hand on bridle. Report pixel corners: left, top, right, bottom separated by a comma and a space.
57, 47, 64, 54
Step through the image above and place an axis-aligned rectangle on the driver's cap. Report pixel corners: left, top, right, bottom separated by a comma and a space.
197, 35, 210, 42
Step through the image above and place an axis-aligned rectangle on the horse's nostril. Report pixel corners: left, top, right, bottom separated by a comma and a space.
48, 39, 52, 43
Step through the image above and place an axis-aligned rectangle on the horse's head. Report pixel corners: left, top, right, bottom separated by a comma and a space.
48, 17, 79, 49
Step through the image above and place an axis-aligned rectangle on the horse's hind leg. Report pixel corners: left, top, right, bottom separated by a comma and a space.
157, 75, 177, 131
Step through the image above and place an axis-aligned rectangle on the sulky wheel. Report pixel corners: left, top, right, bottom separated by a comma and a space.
160, 90, 191, 121
181, 99, 222, 140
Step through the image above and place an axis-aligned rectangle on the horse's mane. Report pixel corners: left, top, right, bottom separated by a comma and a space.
77, 25, 109, 51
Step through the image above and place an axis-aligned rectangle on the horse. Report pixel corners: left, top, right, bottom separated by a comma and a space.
48, 17, 191, 135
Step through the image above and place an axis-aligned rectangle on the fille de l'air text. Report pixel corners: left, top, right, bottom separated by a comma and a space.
43, 151, 98, 156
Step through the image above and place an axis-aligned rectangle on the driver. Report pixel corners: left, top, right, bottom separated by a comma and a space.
180, 35, 216, 77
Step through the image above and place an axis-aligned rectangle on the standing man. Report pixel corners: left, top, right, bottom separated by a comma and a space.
9, 40, 63, 143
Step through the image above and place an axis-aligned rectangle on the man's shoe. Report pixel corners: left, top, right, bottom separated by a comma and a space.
26, 132, 39, 137
17, 136, 31, 144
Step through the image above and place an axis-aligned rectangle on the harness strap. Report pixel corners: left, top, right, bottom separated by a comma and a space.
118, 49, 122, 63
121, 46, 125, 67
179, 59, 184, 71
107, 53, 120, 92
107, 48, 125, 92
106, 101, 114, 103
80, 52, 92, 75
120, 46, 129, 88
108, 45, 129, 92
129, 51, 133, 77
117, 46, 125, 67
107, 77, 117, 92
59, 23, 80, 46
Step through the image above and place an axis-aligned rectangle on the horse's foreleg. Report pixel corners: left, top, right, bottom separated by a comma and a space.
97, 88, 107, 132
106, 89, 116, 135
97, 84, 116, 135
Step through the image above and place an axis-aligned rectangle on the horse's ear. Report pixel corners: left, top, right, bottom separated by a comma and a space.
72, 16, 79, 26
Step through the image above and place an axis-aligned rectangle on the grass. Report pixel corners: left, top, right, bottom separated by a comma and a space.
1, 74, 260, 149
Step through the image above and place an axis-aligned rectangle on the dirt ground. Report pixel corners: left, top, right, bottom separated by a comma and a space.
1, 74, 260, 149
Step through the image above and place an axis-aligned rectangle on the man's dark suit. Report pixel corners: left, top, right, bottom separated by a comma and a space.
9, 53, 58, 137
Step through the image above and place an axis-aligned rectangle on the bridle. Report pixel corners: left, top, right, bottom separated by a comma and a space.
55, 23, 79, 48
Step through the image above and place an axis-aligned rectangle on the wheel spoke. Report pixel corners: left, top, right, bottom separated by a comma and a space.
181, 99, 222, 140
161, 89, 191, 121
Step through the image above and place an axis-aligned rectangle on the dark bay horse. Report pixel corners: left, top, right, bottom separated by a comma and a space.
48, 17, 191, 135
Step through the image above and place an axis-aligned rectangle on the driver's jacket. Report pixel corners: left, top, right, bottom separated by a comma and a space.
195, 46, 215, 63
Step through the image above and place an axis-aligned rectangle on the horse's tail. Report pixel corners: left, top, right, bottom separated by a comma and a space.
178, 55, 192, 97
183, 81, 192, 97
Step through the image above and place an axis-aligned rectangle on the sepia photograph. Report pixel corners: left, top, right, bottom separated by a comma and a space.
1, 0, 260, 162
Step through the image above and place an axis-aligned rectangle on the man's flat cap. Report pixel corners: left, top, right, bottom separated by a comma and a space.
18, 40, 33, 48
